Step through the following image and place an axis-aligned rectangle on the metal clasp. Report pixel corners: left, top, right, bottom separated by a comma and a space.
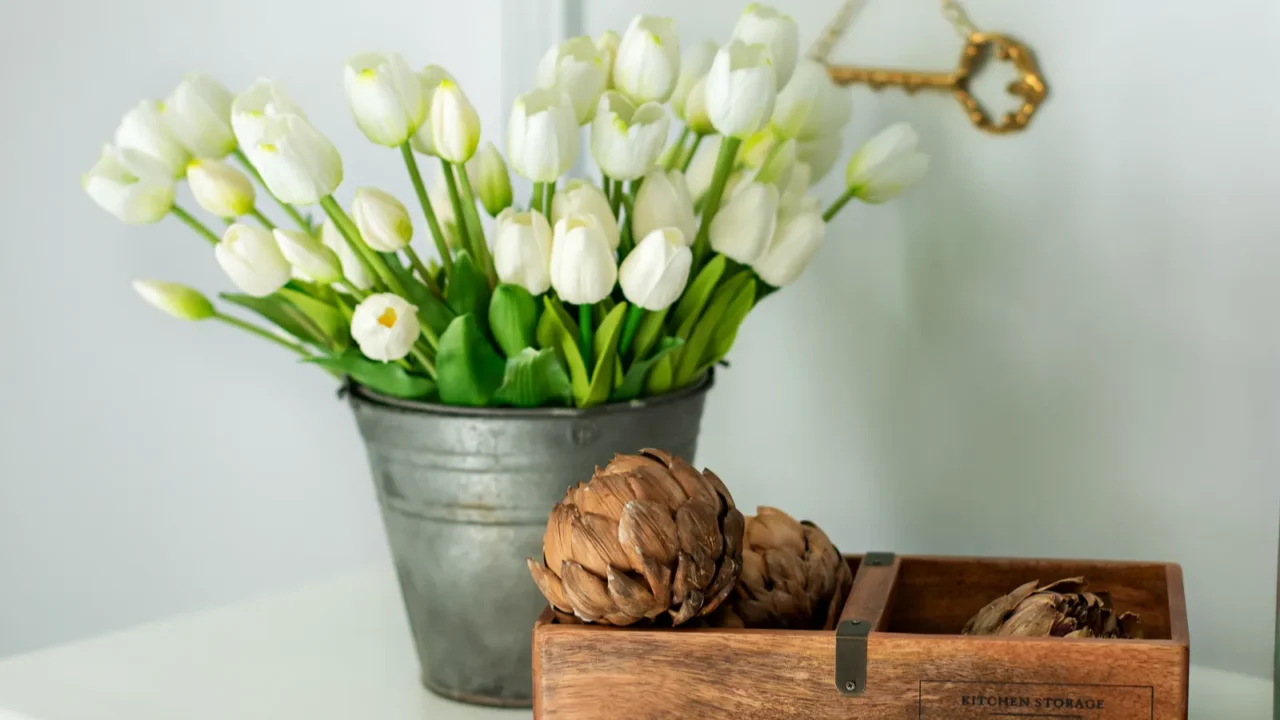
835, 618, 871, 697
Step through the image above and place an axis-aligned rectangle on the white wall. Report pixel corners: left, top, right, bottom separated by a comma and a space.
2, 0, 1278, 685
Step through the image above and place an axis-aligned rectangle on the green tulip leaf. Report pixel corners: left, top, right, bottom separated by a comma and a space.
631, 307, 669, 363
613, 336, 683, 402
306, 349, 435, 399
673, 273, 754, 387
583, 302, 628, 408
671, 254, 726, 339
436, 313, 505, 406
645, 353, 675, 396
489, 284, 541, 358
220, 293, 330, 349
446, 250, 491, 322
384, 253, 455, 338
701, 276, 757, 372
277, 288, 350, 352
494, 348, 573, 408
536, 297, 590, 402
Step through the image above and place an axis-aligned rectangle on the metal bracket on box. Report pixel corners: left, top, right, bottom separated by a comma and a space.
835, 552, 895, 697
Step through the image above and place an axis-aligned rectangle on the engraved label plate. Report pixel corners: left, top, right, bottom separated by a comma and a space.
918, 680, 1154, 719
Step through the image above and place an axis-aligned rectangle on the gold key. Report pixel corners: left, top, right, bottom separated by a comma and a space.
826, 32, 1047, 136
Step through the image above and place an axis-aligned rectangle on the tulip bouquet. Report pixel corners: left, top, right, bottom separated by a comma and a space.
85, 4, 927, 408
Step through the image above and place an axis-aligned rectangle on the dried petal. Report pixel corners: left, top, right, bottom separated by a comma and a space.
746, 507, 806, 554
626, 466, 687, 511
738, 549, 767, 597
607, 451, 668, 476
701, 468, 736, 510
543, 503, 577, 575
672, 552, 693, 604
640, 556, 672, 616
560, 560, 612, 622
607, 566, 657, 620
570, 511, 631, 577
963, 579, 1039, 635
703, 557, 739, 614
671, 588, 704, 626
1038, 577, 1087, 594
618, 500, 678, 568
1118, 612, 1143, 639
722, 507, 745, 561
576, 472, 636, 521
528, 558, 572, 612
677, 501, 722, 572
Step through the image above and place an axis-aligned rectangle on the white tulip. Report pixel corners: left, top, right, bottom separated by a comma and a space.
619, 228, 692, 311
672, 39, 718, 120
215, 223, 292, 297
351, 293, 421, 362
685, 133, 721, 202
81, 145, 175, 225
683, 77, 714, 135
344, 52, 425, 147
428, 78, 481, 163
612, 15, 681, 104
116, 100, 190, 178
352, 187, 413, 252
231, 79, 307, 152
537, 36, 608, 124
321, 218, 374, 290
754, 137, 796, 188
797, 131, 843, 181
163, 74, 236, 158
709, 181, 779, 264
595, 31, 621, 88
187, 158, 255, 218
590, 91, 670, 182
549, 215, 618, 305
705, 40, 777, 139
752, 200, 825, 287
273, 229, 343, 284
778, 160, 812, 217
846, 122, 929, 203
248, 114, 343, 205
132, 280, 215, 321
409, 65, 456, 156
507, 88, 579, 182
551, 179, 619, 250
772, 59, 854, 141
468, 141, 513, 216
731, 3, 799, 87
632, 168, 695, 245
493, 208, 554, 294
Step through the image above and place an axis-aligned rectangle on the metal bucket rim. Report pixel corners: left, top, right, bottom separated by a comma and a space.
346, 370, 714, 419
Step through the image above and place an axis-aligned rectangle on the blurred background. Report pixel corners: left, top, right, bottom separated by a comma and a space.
1, 0, 1277, 683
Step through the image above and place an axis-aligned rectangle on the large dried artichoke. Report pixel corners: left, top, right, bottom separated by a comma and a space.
712, 507, 854, 630
963, 577, 1143, 639
527, 449, 745, 626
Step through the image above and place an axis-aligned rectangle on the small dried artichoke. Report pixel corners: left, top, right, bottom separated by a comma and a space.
963, 577, 1143, 639
712, 507, 854, 630
527, 449, 745, 626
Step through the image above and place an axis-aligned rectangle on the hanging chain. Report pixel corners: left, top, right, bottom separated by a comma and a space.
939, 0, 980, 39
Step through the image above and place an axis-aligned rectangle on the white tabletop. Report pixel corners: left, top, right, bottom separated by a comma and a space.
0, 568, 1270, 719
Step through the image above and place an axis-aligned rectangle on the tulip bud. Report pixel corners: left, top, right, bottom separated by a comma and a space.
752, 201, 825, 287
274, 229, 343, 285
537, 36, 608, 124
612, 15, 681, 104
709, 181, 779, 264
705, 40, 777, 139
685, 134, 721, 202
351, 293, 421, 362
672, 39, 718, 121
778, 160, 812, 217
493, 208, 554, 295
632, 168, 696, 245
595, 31, 621, 88
82, 145, 175, 225
797, 131, 843, 182
248, 114, 343, 206
772, 59, 854, 141
425, 161, 464, 246
352, 188, 413, 252
321, 218, 374, 290
467, 141, 513, 216
186, 158, 255, 218
429, 78, 482, 163
231, 79, 307, 152
732, 3, 800, 87
549, 215, 618, 305
507, 88, 579, 182
132, 280, 215, 321
116, 100, 191, 178
163, 74, 236, 159
683, 78, 714, 135
344, 52, 426, 147
215, 223, 292, 297
590, 91, 670, 182
619, 228, 692, 311
409, 65, 456, 156
845, 122, 929, 203
551, 179, 620, 250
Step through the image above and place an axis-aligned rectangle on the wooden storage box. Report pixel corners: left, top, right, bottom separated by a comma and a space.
533, 554, 1189, 719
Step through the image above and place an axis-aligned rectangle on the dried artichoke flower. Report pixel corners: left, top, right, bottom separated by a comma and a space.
964, 577, 1144, 639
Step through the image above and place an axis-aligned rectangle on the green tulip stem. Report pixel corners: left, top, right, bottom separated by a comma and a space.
231, 149, 311, 233
214, 311, 313, 359
618, 304, 645, 358
403, 246, 442, 297
171, 205, 221, 246
399, 143, 453, 279
543, 180, 557, 219
680, 134, 705, 173
409, 345, 437, 378
453, 163, 496, 286
605, 175, 622, 217
318, 196, 404, 296
823, 187, 857, 223
579, 303, 593, 367
247, 207, 277, 231
438, 158, 474, 260
691, 135, 742, 269
531, 182, 546, 216
665, 127, 692, 170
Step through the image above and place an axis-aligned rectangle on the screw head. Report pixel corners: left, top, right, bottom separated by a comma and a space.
845, 681, 857, 692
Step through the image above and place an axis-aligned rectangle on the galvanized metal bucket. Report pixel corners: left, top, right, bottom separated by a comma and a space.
347, 374, 714, 708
